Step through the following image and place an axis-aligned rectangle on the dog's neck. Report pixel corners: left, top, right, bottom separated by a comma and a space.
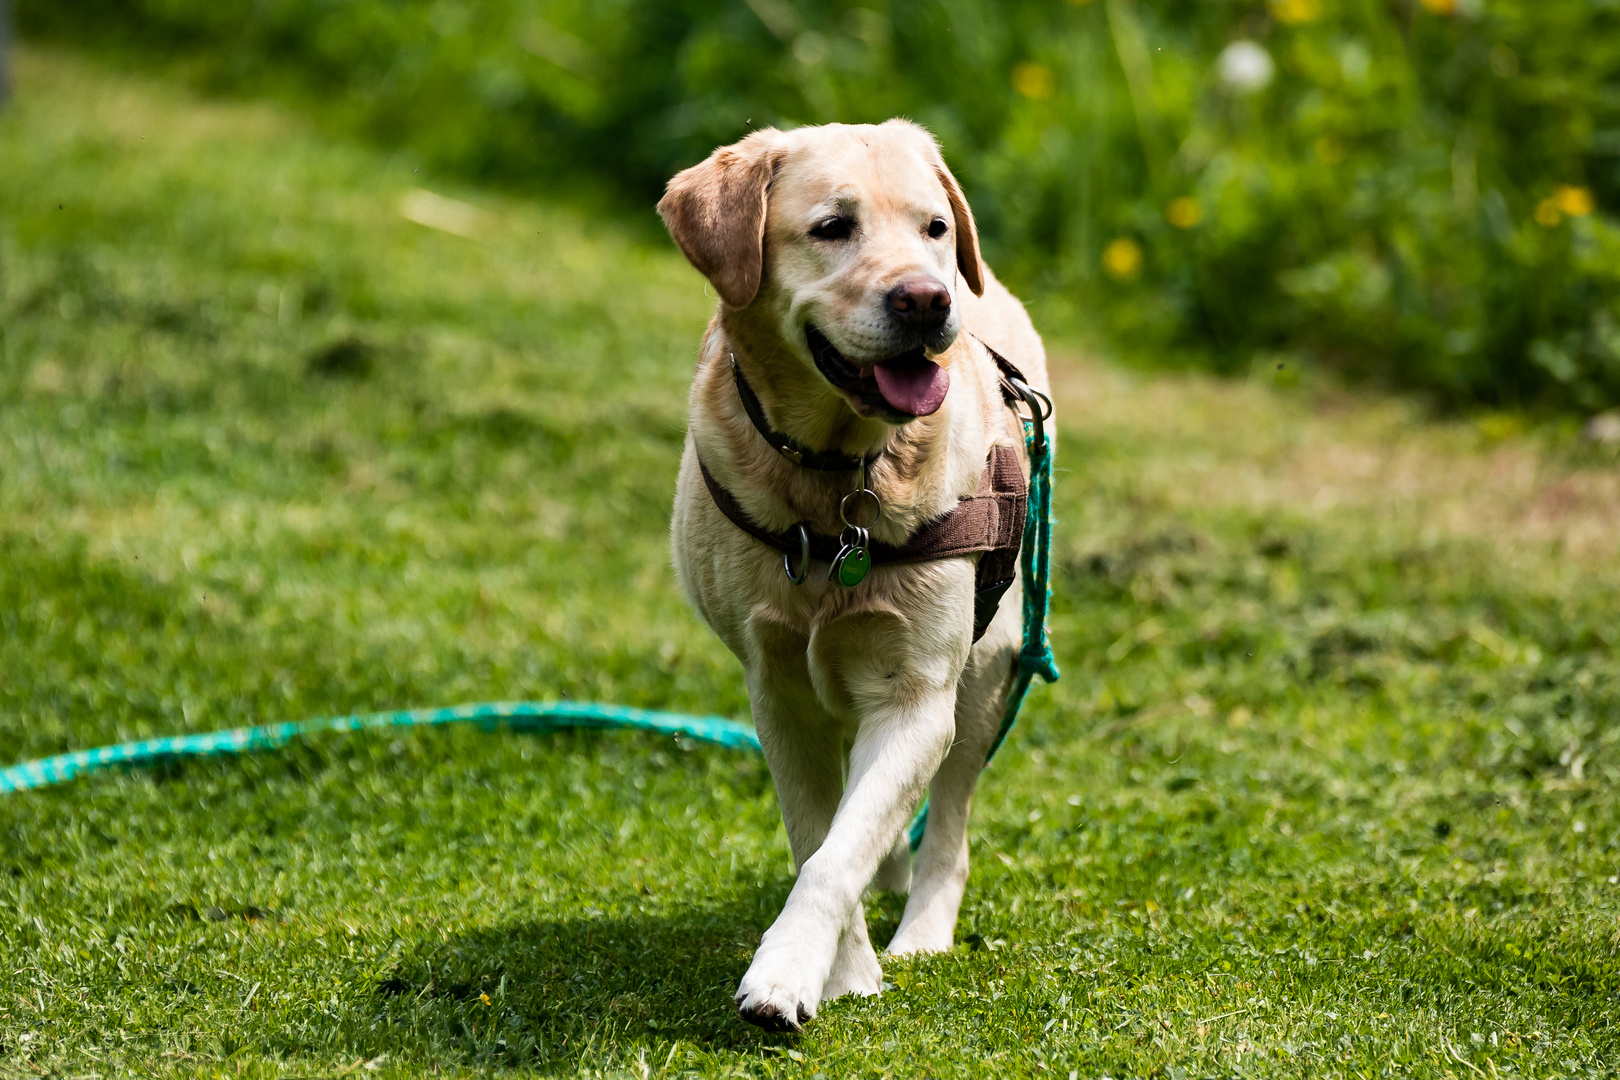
718, 307, 903, 464
700, 308, 960, 540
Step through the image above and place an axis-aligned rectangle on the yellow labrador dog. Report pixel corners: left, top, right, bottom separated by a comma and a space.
658, 119, 1052, 1031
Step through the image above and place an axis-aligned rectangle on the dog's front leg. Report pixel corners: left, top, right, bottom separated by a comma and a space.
736, 684, 956, 1030
886, 623, 1016, 955
740, 634, 882, 1029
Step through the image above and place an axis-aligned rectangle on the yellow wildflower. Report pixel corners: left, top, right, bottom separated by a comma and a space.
1554, 185, 1594, 217
1012, 62, 1055, 99
1537, 186, 1596, 227
1270, 0, 1320, 25
1166, 197, 1202, 229
1103, 238, 1143, 280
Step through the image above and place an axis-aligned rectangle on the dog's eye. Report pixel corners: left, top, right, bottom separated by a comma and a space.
927, 218, 950, 239
809, 216, 855, 241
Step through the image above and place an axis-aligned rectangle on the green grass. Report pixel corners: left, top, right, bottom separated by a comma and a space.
2, 48, 1618, 1078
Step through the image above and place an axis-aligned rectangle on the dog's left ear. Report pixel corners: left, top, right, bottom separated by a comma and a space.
925, 142, 984, 297
658, 130, 783, 309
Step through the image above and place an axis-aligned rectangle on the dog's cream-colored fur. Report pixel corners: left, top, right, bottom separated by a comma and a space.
658, 120, 1052, 1031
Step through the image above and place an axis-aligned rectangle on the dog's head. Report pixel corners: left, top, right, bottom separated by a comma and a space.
658, 120, 983, 423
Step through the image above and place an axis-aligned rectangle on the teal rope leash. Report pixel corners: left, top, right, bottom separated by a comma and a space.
0, 701, 760, 795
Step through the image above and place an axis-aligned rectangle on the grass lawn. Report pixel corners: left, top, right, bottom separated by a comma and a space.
2, 47, 1618, 1079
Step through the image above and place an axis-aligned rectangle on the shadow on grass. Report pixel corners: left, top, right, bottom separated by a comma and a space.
369, 900, 792, 1068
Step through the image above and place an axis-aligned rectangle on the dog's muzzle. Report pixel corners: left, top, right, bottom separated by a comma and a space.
805, 325, 951, 419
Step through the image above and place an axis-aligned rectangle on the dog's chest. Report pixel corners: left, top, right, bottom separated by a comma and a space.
676, 484, 979, 718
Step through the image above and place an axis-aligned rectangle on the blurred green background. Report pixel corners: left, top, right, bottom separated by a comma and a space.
17, 0, 1620, 411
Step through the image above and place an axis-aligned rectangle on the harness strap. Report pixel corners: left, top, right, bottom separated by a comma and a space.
697, 445, 1027, 640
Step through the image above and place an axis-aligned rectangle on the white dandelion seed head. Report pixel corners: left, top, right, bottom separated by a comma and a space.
1219, 41, 1275, 94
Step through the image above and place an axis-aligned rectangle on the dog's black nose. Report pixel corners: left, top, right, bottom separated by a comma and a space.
885, 276, 951, 331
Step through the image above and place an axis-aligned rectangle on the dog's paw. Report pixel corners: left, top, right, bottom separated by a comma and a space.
822, 937, 883, 1002
885, 921, 955, 957
734, 933, 829, 1032
735, 992, 813, 1032
735, 975, 817, 1032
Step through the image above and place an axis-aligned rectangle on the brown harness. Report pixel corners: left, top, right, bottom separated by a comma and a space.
696, 340, 1034, 641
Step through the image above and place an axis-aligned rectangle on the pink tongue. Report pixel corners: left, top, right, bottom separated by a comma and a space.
873, 356, 950, 416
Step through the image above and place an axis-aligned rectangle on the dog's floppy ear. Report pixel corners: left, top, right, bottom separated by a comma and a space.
924, 140, 984, 297
658, 131, 783, 309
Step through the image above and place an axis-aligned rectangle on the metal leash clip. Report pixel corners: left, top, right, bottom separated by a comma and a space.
1008, 378, 1053, 453
829, 459, 881, 588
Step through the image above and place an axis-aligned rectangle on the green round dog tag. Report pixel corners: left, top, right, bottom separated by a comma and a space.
836, 547, 870, 587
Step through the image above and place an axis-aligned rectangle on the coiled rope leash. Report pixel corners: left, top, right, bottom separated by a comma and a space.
0, 385, 1057, 802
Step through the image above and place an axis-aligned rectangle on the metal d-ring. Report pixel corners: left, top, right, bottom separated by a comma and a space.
839, 456, 882, 532
783, 522, 811, 585
1009, 378, 1053, 451
839, 487, 881, 532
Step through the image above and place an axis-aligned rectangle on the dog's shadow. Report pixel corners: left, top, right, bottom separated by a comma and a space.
367, 897, 815, 1067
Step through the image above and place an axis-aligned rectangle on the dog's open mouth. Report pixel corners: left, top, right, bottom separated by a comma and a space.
806, 326, 950, 418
